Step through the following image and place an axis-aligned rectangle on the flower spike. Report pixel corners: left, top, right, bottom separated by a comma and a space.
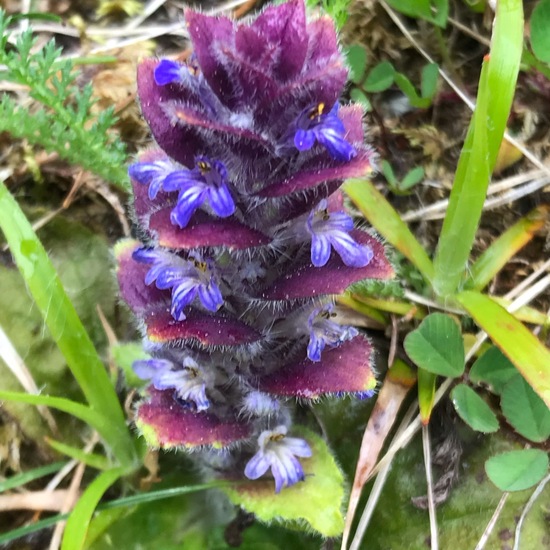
118, 0, 394, 498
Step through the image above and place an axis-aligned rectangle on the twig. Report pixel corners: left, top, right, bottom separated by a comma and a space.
403, 172, 550, 222
48, 460, 86, 550
422, 425, 439, 550
474, 492, 509, 550
0, 490, 71, 512
504, 258, 550, 302
513, 473, 550, 550
447, 16, 490, 47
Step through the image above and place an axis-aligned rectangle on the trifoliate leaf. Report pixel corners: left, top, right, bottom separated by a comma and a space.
404, 313, 465, 377
485, 449, 549, 492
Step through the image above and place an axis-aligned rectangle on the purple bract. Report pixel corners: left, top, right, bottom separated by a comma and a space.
116, 0, 393, 493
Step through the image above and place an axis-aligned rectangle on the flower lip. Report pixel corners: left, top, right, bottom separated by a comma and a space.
133, 357, 211, 412
154, 59, 185, 86
128, 159, 175, 200
132, 248, 223, 320
244, 425, 312, 493
164, 156, 236, 229
292, 102, 357, 162
306, 199, 374, 268
307, 303, 358, 362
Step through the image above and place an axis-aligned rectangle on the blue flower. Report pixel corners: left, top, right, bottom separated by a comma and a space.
307, 303, 358, 362
128, 159, 175, 200
154, 59, 188, 86
133, 248, 223, 320
133, 357, 210, 411
306, 199, 373, 267
241, 391, 280, 417
164, 157, 236, 228
244, 426, 312, 493
293, 103, 356, 162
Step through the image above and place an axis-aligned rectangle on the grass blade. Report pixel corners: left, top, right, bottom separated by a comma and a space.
61, 467, 127, 550
344, 178, 434, 283
0, 481, 225, 546
467, 205, 549, 291
0, 390, 114, 438
0, 461, 66, 493
432, 0, 523, 297
456, 290, 550, 407
46, 439, 111, 470
0, 180, 137, 468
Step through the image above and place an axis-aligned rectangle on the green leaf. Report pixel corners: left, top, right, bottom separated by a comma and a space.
363, 61, 395, 93
349, 87, 371, 109
432, 0, 523, 297
62, 467, 127, 550
500, 375, 550, 443
0, 180, 137, 468
466, 206, 548, 291
381, 160, 398, 186
0, 390, 107, 435
418, 368, 436, 424
404, 313, 465, 377
344, 178, 434, 283
530, 0, 550, 63
385, 0, 432, 19
469, 346, 517, 394
420, 62, 439, 98
385, 0, 448, 27
223, 427, 345, 537
456, 291, 550, 408
451, 383, 499, 433
46, 438, 110, 470
345, 44, 368, 84
400, 166, 425, 190
0, 461, 66, 493
485, 449, 549, 492
394, 72, 432, 109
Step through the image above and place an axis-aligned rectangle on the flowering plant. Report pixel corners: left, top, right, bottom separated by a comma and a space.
116, 0, 392, 522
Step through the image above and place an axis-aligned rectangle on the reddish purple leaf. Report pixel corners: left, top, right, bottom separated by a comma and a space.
146, 308, 261, 347
259, 337, 376, 398
137, 389, 251, 448
261, 231, 393, 301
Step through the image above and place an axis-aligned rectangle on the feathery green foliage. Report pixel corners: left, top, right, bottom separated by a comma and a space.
0, 11, 129, 190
